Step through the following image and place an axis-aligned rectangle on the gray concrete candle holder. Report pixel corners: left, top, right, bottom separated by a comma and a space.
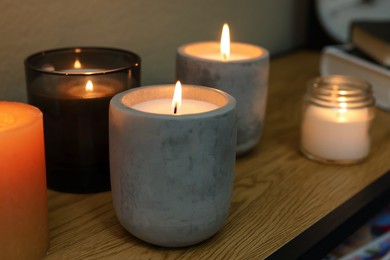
109, 84, 236, 247
176, 42, 269, 155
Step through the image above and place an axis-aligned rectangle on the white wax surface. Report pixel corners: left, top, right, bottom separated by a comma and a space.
131, 98, 218, 115
180, 42, 264, 62
301, 105, 371, 161
199, 53, 250, 61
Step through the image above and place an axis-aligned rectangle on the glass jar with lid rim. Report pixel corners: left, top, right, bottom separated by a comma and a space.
300, 75, 375, 164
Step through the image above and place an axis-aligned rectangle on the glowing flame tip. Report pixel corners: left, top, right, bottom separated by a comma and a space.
220, 23, 230, 60
172, 81, 182, 114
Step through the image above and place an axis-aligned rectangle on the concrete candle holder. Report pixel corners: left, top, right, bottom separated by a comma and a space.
176, 42, 269, 155
109, 84, 236, 247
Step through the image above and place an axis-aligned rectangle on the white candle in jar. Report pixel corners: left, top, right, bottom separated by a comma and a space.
301, 104, 371, 161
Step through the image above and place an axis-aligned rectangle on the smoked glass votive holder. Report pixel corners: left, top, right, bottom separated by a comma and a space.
300, 75, 375, 164
24, 47, 141, 193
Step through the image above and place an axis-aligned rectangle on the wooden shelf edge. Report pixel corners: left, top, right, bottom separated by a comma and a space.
268, 169, 390, 260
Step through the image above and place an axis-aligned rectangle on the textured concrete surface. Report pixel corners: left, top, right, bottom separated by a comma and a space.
109, 86, 237, 247
176, 44, 269, 154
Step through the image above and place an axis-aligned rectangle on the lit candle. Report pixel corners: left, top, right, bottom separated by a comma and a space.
300, 75, 375, 164
0, 102, 48, 259
25, 47, 141, 193
109, 83, 237, 247
29, 76, 124, 194
131, 81, 218, 114
176, 23, 269, 155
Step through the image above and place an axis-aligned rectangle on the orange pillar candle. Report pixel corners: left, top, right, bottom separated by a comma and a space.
0, 102, 48, 259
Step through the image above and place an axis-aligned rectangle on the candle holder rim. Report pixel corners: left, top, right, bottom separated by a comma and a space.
308, 75, 372, 91
306, 75, 375, 109
24, 46, 141, 76
177, 41, 268, 63
304, 99, 376, 110
112, 84, 236, 119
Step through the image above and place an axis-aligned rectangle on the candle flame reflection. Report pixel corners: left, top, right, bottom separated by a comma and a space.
172, 81, 182, 114
86, 80, 93, 92
338, 90, 348, 114
220, 23, 230, 60
337, 96, 348, 120
74, 59, 82, 69
338, 102, 347, 113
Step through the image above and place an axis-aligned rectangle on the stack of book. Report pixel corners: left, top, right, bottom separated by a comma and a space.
320, 21, 390, 110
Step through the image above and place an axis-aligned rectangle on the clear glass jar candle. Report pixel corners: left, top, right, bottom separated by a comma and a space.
300, 75, 375, 164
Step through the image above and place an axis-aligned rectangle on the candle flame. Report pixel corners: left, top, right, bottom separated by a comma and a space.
86, 80, 93, 92
172, 81, 182, 114
220, 23, 230, 60
74, 59, 82, 69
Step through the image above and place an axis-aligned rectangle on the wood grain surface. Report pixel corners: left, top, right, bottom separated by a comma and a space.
45, 51, 390, 259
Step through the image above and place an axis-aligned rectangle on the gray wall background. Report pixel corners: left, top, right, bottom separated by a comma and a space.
0, 0, 309, 101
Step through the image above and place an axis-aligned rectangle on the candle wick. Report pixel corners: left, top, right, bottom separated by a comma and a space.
174, 104, 178, 114
222, 53, 228, 61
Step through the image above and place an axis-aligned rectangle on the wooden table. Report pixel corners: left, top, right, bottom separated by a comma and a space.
45, 51, 390, 259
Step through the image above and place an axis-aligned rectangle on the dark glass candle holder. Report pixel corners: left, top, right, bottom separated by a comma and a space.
24, 47, 141, 193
